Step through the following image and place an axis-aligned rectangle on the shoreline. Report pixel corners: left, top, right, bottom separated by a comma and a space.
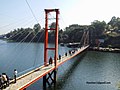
89, 47, 120, 53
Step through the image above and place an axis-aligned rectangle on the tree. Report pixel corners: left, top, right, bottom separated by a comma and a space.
108, 16, 117, 27
91, 20, 106, 37
33, 23, 41, 34
49, 22, 56, 29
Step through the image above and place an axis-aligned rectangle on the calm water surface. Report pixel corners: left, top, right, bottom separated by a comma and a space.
0, 40, 120, 90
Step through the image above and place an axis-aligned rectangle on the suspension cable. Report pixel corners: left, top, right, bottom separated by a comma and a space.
25, 0, 39, 23
0, 0, 47, 77
32, 30, 45, 67
4, 22, 36, 68
5, 27, 43, 72
0, 16, 34, 29
6, 19, 35, 40
59, 14, 68, 30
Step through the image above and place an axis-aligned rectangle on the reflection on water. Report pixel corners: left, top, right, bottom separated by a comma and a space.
54, 51, 120, 90
0, 40, 120, 90
28, 51, 120, 90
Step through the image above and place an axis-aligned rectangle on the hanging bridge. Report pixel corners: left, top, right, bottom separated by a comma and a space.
4, 46, 89, 90
3, 9, 90, 90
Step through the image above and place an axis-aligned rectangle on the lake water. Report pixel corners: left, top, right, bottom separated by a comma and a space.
0, 40, 120, 90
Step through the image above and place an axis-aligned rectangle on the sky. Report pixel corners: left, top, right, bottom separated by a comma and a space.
0, 0, 120, 35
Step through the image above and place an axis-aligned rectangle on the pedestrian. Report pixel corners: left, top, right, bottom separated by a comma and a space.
49, 57, 53, 65
2, 73, 7, 88
6, 74, 9, 86
59, 55, 61, 59
14, 69, 17, 83
0, 74, 3, 89
69, 50, 71, 55
65, 52, 67, 56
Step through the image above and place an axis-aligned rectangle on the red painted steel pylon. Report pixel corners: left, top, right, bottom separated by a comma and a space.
44, 9, 59, 67
43, 9, 59, 90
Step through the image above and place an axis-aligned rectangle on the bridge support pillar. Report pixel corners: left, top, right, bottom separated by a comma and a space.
54, 69, 57, 85
43, 75, 47, 90
43, 69, 58, 90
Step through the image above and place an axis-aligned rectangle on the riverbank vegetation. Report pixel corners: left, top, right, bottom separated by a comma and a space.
4, 16, 120, 48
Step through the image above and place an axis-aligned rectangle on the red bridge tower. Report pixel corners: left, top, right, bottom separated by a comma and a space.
43, 9, 59, 90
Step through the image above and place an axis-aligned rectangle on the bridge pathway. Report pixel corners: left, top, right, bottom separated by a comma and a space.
4, 45, 89, 90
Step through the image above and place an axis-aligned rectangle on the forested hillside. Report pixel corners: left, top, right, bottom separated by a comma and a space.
5, 16, 120, 48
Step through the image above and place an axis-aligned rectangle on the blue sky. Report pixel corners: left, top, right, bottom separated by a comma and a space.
0, 0, 120, 34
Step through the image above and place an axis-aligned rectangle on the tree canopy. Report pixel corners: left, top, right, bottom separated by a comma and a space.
4, 16, 120, 48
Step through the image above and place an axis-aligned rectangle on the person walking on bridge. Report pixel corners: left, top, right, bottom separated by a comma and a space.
0, 74, 3, 89
14, 69, 17, 83
49, 57, 53, 65
2, 73, 8, 88
59, 55, 61, 60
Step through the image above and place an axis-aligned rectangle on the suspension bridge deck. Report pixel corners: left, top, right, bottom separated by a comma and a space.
4, 45, 89, 90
